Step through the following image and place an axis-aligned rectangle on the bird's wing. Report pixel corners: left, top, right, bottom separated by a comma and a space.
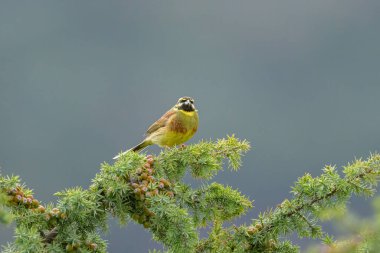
146, 108, 176, 135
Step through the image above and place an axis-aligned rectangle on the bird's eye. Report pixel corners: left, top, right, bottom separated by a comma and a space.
190, 100, 194, 104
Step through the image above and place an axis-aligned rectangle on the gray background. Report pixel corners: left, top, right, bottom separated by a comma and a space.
1, 1, 379, 252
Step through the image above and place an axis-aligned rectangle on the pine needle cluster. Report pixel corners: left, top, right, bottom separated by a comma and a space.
0, 136, 379, 253
0, 191, 12, 224
306, 196, 380, 253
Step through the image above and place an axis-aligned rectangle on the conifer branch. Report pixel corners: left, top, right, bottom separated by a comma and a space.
1, 137, 379, 253
194, 153, 380, 252
41, 227, 58, 244
0, 136, 251, 252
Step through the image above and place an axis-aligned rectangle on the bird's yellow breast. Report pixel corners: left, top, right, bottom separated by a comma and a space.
179, 110, 197, 117
152, 109, 198, 147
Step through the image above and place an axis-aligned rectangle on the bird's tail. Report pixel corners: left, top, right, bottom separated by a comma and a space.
130, 140, 151, 152
113, 140, 151, 159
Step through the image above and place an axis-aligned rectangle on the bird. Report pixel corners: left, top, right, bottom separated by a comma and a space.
113, 96, 199, 159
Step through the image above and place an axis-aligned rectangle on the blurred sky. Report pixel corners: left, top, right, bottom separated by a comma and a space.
1, 1, 380, 252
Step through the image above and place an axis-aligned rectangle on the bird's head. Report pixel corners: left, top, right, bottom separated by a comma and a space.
175, 97, 196, 112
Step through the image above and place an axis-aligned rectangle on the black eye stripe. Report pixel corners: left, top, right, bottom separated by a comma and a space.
178, 98, 194, 104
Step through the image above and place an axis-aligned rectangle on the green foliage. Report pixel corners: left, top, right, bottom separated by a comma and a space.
175, 182, 252, 226
0, 136, 379, 253
149, 195, 198, 252
0, 191, 12, 224
306, 196, 380, 253
192, 154, 380, 253
14, 226, 45, 253
248, 154, 380, 252
155, 135, 250, 181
